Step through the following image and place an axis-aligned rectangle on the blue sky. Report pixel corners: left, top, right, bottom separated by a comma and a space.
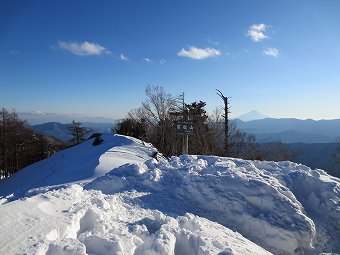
1, 0, 340, 120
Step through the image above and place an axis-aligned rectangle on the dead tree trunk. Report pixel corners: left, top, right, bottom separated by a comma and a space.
216, 90, 231, 157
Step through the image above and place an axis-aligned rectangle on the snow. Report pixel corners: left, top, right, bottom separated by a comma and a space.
0, 134, 339, 255
0, 185, 270, 255
0, 134, 155, 201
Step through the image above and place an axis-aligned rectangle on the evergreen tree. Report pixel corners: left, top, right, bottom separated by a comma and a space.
185, 101, 208, 120
115, 118, 147, 139
185, 101, 211, 155
68, 121, 91, 145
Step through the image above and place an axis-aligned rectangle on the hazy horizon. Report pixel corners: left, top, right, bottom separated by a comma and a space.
15, 109, 340, 126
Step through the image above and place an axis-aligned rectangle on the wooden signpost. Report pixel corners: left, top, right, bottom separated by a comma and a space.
174, 120, 196, 134
170, 98, 197, 154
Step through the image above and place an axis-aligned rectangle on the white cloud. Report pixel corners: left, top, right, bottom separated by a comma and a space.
160, 58, 166, 64
143, 58, 152, 63
177, 46, 221, 60
119, 53, 129, 61
58, 41, 111, 56
247, 24, 268, 42
263, 47, 279, 57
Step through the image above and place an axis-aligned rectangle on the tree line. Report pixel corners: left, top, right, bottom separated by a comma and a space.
0, 108, 54, 178
0, 106, 100, 179
0, 109, 91, 179
114, 85, 299, 161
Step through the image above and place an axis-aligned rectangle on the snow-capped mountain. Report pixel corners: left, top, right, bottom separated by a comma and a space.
236, 110, 269, 121
0, 134, 339, 255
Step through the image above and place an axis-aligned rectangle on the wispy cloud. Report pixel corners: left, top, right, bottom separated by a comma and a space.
119, 53, 129, 61
207, 38, 220, 45
143, 58, 152, 63
57, 41, 111, 56
177, 46, 221, 60
263, 47, 279, 57
160, 58, 166, 64
247, 24, 268, 42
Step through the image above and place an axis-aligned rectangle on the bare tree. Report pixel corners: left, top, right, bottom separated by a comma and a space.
205, 106, 225, 156
216, 89, 231, 156
0, 108, 9, 177
0, 108, 50, 178
332, 138, 340, 165
262, 140, 301, 162
127, 85, 181, 156
116, 86, 264, 160
328, 138, 340, 177
239, 134, 264, 160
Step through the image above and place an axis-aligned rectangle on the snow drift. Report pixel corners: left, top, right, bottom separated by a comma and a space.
0, 134, 339, 255
0, 185, 271, 255
86, 156, 336, 254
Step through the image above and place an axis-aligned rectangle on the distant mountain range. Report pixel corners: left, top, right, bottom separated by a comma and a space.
234, 118, 340, 143
32, 118, 340, 144
19, 111, 116, 125
254, 130, 334, 143
31, 122, 115, 141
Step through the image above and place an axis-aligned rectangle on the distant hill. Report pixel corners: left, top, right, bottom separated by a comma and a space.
236, 110, 269, 121
31, 122, 71, 141
31, 122, 115, 141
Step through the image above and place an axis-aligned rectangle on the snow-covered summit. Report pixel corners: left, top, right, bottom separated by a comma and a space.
0, 134, 339, 255
236, 110, 269, 121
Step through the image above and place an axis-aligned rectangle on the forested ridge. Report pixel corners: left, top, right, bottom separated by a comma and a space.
0, 108, 63, 178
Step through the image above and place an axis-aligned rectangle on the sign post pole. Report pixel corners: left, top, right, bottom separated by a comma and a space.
173, 119, 195, 154
183, 133, 188, 155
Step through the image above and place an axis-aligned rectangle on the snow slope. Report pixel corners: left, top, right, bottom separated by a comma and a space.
0, 134, 339, 255
0, 134, 155, 201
